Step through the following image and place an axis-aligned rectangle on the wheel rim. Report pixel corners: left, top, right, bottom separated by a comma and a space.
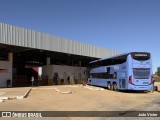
108, 83, 111, 90
114, 84, 117, 91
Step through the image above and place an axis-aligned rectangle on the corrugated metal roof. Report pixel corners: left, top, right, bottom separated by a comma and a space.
0, 23, 121, 58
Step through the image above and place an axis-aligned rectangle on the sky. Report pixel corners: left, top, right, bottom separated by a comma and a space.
0, 0, 160, 72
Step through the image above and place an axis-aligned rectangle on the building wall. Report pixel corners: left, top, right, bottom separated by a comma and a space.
42, 65, 87, 83
42, 65, 53, 79
53, 65, 87, 80
0, 60, 12, 87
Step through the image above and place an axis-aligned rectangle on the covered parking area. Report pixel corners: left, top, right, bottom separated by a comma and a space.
0, 23, 121, 87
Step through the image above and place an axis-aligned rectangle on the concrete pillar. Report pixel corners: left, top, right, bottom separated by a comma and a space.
78, 61, 81, 70
8, 52, 13, 87
78, 61, 81, 67
8, 52, 13, 61
47, 57, 51, 78
46, 57, 52, 83
47, 57, 51, 65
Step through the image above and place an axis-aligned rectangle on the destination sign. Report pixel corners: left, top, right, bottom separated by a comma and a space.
132, 52, 150, 61
134, 54, 148, 57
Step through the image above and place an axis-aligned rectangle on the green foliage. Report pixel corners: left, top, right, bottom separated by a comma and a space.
157, 67, 160, 76
155, 76, 160, 82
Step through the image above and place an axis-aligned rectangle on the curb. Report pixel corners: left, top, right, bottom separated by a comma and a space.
67, 85, 105, 91
0, 88, 31, 102
83, 86, 105, 91
54, 87, 75, 94
0, 99, 4, 102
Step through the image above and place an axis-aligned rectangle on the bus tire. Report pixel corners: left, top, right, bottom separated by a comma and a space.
154, 86, 158, 91
89, 80, 92, 85
107, 82, 112, 90
113, 83, 118, 91
111, 83, 114, 91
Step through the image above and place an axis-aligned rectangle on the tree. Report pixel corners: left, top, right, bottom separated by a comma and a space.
157, 67, 160, 76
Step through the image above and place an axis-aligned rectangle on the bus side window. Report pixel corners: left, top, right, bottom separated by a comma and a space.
107, 67, 110, 74
113, 72, 117, 79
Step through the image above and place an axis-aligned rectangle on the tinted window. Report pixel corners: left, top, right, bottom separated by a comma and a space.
90, 72, 117, 79
101, 54, 128, 66
89, 54, 128, 67
131, 52, 150, 61
133, 68, 150, 79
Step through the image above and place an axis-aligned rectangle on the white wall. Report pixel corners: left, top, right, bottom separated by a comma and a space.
0, 60, 12, 87
38, 67, 42, 76
42, 65, 87, 81
53, 65, 87, 80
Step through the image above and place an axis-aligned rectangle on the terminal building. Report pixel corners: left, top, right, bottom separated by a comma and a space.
0, 23, 121, 87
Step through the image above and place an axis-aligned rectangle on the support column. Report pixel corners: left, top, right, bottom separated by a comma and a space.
46, 57, 52, 85
78, 61, 82, 84
79, 61, 81, 70
47, 57, 51, 65
8, 52, 13, 87
42, 57, 53, 85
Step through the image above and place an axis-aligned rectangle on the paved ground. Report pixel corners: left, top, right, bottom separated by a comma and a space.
0, 83, 160, 120
0, 87, 31, 101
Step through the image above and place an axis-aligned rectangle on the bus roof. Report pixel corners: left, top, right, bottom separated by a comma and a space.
89, 52, 150, 64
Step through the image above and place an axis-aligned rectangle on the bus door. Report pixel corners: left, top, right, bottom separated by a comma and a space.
118, 71, 127, 89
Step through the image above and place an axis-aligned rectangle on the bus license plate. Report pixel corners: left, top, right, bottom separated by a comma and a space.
143, 82, 149, 84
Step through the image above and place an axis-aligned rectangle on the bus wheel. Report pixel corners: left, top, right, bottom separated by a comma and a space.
113, 83, 118, 91
89, 80, 92, 85
107, 82, 112, 90
154, 86, 158, 91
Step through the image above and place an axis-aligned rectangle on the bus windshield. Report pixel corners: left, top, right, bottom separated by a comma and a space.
133, 68, 150, 79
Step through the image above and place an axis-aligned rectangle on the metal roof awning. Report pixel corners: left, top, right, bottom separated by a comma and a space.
0, 23, 121, 59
